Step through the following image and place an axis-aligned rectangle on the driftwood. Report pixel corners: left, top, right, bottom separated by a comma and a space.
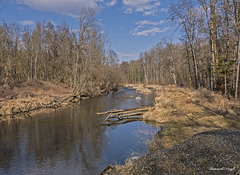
96, 107, 137, 115
96, 106, 152, 115
98, 119, 142, 126
97, 106, 154, 126
117, 112, 144, 119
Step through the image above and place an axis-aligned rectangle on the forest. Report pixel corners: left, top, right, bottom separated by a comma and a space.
2, 0, 240, 100
0, 8, 121, 97
120, 0, 240, 99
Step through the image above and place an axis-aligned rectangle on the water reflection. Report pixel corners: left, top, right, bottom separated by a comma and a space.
0, 88, 156, 174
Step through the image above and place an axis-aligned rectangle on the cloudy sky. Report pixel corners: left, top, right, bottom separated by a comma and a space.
1, 0, 179, 62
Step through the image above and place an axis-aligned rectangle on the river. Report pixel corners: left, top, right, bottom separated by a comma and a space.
0, 88, 157, 175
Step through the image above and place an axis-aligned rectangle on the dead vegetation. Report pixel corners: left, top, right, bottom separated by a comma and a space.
0, 81, 74, 120
125, 84, 153, 94
142, 85, 240, 149
103, 85, 240, 174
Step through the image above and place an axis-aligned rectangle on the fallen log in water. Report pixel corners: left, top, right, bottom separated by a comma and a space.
98, 117, 143, 126
97, 106, 153, 115
117, 112, 144, 119
96, 107, 139, 115
97, 106, 154, 126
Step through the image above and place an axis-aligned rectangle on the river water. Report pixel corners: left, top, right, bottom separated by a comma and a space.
0, 88, 157, 175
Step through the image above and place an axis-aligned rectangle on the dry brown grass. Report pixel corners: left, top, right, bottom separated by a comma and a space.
124, 84, 153, 94
21, 81, 72, 97
143, 85, 240, 149
0, 81, 72, 118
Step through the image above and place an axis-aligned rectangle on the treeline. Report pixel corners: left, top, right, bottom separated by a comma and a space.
0, 9, 121, 96
120, 0, 240, 99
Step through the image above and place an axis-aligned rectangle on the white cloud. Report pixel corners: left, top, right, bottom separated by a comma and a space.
131, 19, 170, 36
132, 27, 170, 36
19, 20, 35, 25
16, 0, 116, 18
160, 8, 168, 12
117, 52, 138, 61
16, 0, 162, 17
123, 0, 161, 15
124, 7, 133, 14
136, 20, 166, 27
123, 0, 154, 7
106, 0, 117, 6
117, 52, 138, 57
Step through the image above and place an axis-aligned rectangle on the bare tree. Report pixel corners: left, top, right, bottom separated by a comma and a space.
170, 0, 201, 89
229, 0, 240, 99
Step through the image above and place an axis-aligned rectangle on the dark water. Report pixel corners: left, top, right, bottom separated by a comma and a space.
0, 88, 157, 175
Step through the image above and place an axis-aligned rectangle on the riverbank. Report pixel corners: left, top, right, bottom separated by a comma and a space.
0, 81, 72, 121
0, 80, 112, 122
104, 84, 240, 174
106, 129, 240, 174
126, 84, 240, 149
125, 84, 155, 94
143, 85, 240, 150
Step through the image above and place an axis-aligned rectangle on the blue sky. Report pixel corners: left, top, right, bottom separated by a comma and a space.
0, 0, 179, 62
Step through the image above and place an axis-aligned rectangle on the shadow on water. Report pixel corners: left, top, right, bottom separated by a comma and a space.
0, 88, 157, 175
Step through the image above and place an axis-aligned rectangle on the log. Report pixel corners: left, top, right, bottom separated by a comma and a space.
103, 113, 112, 122
98, 118, 143, 127
111, 108, 153, 116
61, 95, 77, 103
97, 106, 154, 127
96, 109, 125, 115
96, 106, 154, 115
118, 112, 144, 119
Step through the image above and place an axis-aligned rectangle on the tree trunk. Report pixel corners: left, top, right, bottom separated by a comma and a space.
185, 43, 192, 87
210, 32, 215, 91
170, 54, 177, 84
210, 0, 216, 91
235, 37, 240, 99
189, 41, 199, 89
34, 54, 37, 79
73, 52, 80, 93
142, 64, 148, 84
225, 0, 230, 95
